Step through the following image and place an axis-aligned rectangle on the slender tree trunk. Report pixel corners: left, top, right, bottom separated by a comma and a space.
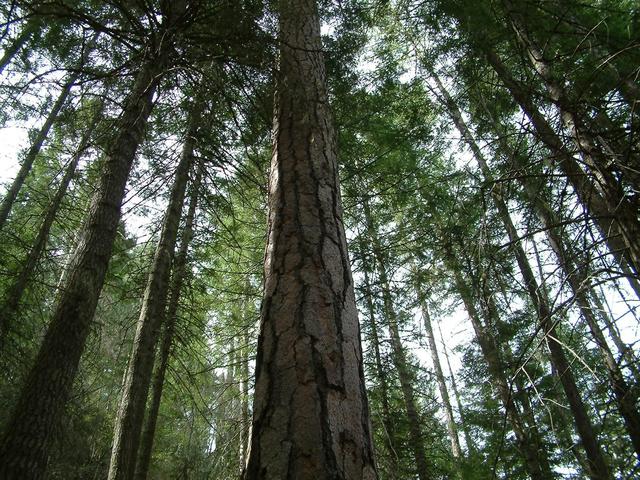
359, 240, 398, 477
0, 19, 37, 74
416, 285, 463, 460
134, 160, 203, 480
484, 48, 640, 298
436, 319, 475, 457
0, 13, 182, 478
240, 309, 250, 471
0, 74, 77, 231
363, 202, 431, 480
500, 139, 640, 459
108, 99, 197, 480
444, 248, 554, 480
0, 101, 102, 339
242, 1, 377, 478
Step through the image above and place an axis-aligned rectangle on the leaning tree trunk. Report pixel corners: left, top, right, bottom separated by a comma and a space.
242, 1, 377, 478
0, 100, 102, 340
484, 49, 640, 299
134, 160, 203, 480
359, 238, 398, 478
0, 17, 38, 74
438, 71, 611, 478
0, 11, 183, 478
416, 285, 463, 461
444, 248, 555, 480
364, 202, 431, 480
0, 33, 97, 231
108, 100, 197, 480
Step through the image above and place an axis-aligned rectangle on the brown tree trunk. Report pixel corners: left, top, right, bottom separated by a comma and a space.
364, 202, 431, 480
359, 239, 398, 477
0, 73, 77, 231
108, 98, 197, 480
0, 101, 101, 340
242, 1, 377, 478
0, 13, 181, 479
444, 248, 554, 480
484, 48, 640, 298
133, 160, 203, 480
416, 285, 463, 461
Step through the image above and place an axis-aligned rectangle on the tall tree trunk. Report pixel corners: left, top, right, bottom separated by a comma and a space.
484, 48, 640, 298
0, 74, 77, 231
444, 248, 554, 480
447, 79, 610, 477
416, 285, 463, 461
108, 99, 197, 480
359, 239, 398, 477
0, 100, 102, 340
134, 160, 203, 480
0, 18, 38, 74
436, 319, 475, 457
495, 135, 640, 460
501, 0, 640, 278
364, 202, 431, 480
0, 12, 182, 478
242, 1, 377, 478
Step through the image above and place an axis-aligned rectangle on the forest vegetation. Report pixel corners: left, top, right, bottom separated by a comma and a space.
0, 0, 638, 479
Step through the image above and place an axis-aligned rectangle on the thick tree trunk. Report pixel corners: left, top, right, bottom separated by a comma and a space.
359, 240, 398, 477
242, 1, 377, 478
445, 249, 554, 480
133, 160, 203, 480
0, 17, 180, 479
0, 103, 100, 339
108, 101, 197, 480
416, 287, 463, 460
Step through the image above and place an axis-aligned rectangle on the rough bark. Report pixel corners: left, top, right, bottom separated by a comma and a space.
133, 160, 203, 480
242, 1, 377, 478
0, 17, 179, 479
416, 286, 463, 460
444, 249, 554, 480
108, 99, 196, 480
0, 101, 102, 340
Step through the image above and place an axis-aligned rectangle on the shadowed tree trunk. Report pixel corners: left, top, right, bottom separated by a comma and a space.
0, 100, 102, 341
363, 201, 431, 480
0, 9, 185, 479
108, 96, 198, 480
359, 237, 398, 478
0, 17, 39, 74
444, 247, 554, 480
242, 1, 377, 478
134, 160, 203, 480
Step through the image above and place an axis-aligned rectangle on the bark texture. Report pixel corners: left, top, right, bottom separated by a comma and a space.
243, 1, 377, 478
0, 23, 177, 480
108, 99, 196, 480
